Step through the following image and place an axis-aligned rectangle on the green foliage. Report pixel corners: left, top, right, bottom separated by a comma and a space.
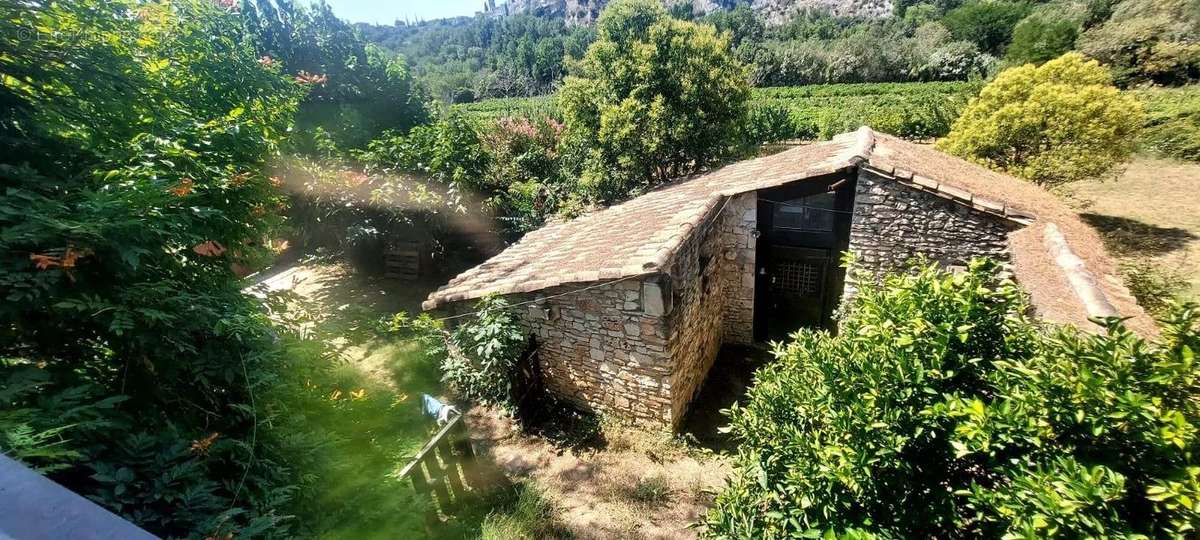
751, 19, 994, 87
559, 0, 751, 201
1135, 86, 1200, 162
479, 484, 567, 540
454, 82, 979, 144
939, 52, 1142, 184
0, 0, 327, 535
479, 116, 572, 235
1005, 11, 1082, 65
390, 297, 528, 409
753, 82, 979, 140
705, 259, 1200, 538
1078, 0, 1200, 86
942, 0, 1031, 55
357, 114, 492, 199
358, 14, 594, 102
242, 0, 431, 151
442, 296, 529, 407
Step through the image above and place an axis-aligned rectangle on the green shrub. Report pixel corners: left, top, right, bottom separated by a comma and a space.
0, 0, 311, 535
1077, 0, 1200, 86
1135, 86, 1200, 162
745, 102, 799, 144
939, 52, 1143, 184
559, 0, 750, 202
705, 259, 1200, 538
440, 296, 528, 407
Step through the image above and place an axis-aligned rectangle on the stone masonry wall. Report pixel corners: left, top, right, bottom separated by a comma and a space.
663, 193, 759, 425
848, 169, 1014, 279
717, 193, 757, 345
513, 279, 675, 424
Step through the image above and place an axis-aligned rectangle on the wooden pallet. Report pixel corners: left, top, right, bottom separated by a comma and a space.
384, 242, 420, 280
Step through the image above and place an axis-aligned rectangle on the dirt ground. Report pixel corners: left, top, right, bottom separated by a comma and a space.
466, 406, 732, 540
1064, 156, 1200, 301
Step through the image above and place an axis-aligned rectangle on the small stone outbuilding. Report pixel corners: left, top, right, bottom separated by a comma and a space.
423, 128, 1152, 428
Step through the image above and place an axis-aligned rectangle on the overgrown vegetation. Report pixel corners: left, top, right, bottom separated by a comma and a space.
939, 52, 1143, 184
705, 259, 1200, 537
559, 0, 751, 202
0, 0, 309, 535
362, 0, 1199, 97
1136, 85, 1200, 162
241, 0, 430, 153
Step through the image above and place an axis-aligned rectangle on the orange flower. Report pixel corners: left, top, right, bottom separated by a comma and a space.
258, 55, 275, 68
269, 176, 284, 188
169, 178, 194, 197
230, 172, 251, 186
190, 432, 220, 455
294, 70, 328, 85
192, 240, 226, 257
30, 246, 87, 270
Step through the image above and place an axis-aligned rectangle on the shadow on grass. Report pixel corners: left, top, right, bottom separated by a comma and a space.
1081, 213, 1198, 256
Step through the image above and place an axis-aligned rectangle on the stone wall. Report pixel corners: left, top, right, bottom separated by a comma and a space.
660, 193, 760, 424
662, 209, 726, 425
848, 169, 1014, 278
514, 279, 675, 424
717, 193, 757, 345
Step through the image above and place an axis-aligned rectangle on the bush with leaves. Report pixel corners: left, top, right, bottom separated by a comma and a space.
1135, 85, 1200, 162
442, 296, 529, 407
705, 258, 1200, 538
0, 0, 316, 536
480, 116, 572, 236
389, 297, 528, 409
938, 52, 1143, 184
1077, 0, 1200, 86
941, 0, 1030, 55
559, 0, 751, 203
1004, 10, 1082, 66
242, 0, 430, 152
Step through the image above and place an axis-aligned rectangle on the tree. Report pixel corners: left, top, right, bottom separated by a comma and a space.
938, 52, 1142, 184
241, 0, 430, 151
1078, 0, 1200, 86
1005, 13, 1081, 65
704, 259, 1200, 538
558, 0, 750, 202
942, 0, 1031, 55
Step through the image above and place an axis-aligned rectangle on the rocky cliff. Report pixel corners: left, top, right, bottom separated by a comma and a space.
482, 0, 894, 25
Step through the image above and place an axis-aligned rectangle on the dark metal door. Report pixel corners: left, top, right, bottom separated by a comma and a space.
753, 172, 856, 342
765, 246, 830, 341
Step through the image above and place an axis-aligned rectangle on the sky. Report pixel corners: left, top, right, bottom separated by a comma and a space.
317, 0, 484, 24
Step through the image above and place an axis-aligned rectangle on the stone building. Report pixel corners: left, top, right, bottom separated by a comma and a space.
423, 128, 1151, 428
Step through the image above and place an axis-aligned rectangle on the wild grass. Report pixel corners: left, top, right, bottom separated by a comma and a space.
478, 485, 570, 540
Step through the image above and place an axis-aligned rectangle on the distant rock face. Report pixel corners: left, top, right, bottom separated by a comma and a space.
482, 0, 894, 25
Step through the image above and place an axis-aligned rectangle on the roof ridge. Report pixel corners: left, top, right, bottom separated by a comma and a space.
854, 126, 876, 161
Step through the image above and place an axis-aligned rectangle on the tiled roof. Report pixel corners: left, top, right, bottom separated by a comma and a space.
424, 128, 1153, 334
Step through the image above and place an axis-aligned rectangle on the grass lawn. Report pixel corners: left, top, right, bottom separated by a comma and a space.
252, 259, 561, 539
1064, 155, 1200, 307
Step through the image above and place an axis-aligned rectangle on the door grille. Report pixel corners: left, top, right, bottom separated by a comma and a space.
775, 260, 823, 296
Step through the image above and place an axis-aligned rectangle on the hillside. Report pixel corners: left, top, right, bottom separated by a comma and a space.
481, 0, 894, 25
